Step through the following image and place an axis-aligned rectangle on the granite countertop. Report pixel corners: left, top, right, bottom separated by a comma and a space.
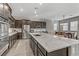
30, 33, 79, 53
9, 31, 18, 36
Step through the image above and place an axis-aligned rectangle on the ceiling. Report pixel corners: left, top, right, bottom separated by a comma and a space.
9, 3, 79, 21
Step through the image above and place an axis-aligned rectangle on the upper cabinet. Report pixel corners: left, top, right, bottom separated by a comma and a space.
0, 3, 4, 16
0, 3, 15, 28
9, 16, 15, 28
3, 4, 12, 18
15, 20, 22, 28
0, 3, 12, 19
22, 20, 30, 25
30, 21, 46, 28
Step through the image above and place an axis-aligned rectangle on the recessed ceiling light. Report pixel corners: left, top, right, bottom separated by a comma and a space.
40, 3, 43, 5
0, 4, 3, 8
4, 5, 8, 9
36, 14, 38, 17
20, 8, 24, 12
34, 10, 37, 14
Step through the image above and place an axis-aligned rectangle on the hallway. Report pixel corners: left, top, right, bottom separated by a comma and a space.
6, 39, 34, 56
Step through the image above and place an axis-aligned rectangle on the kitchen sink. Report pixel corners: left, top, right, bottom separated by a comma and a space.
33, 34, 41, 36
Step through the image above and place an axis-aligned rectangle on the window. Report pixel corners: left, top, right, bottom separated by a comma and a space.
60, 23, 63, 31
63, 23, 68, 31
70, 21, 78, 31
54, 23, 58, 31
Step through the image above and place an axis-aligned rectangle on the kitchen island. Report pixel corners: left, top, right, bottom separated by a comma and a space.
29, 33, 79, 56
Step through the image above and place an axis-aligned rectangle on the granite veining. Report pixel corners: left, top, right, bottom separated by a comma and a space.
30, 33, 79, 52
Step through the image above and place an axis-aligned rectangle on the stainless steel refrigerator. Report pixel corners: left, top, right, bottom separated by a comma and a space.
22, 25, 30, 39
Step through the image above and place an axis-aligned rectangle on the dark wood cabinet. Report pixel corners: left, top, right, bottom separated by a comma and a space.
22, 20, 30, 25
37, 48, 45, 56
17, 32, 22, 39
15, 20, 22, 28
0, 3, 15, 28
3, 4, 11, 18
30, 36, 46, 56
9, 16, 15, 28
9, 33, 18, 49
30, 21, 46, 28
15, 20, 29, 28
0, 3, 12, 19
0, 3, 4, 16
30, 36, 37, 56
37, 43, 47, 56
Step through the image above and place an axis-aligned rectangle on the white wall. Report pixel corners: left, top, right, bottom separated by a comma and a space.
46, 19, 54, 34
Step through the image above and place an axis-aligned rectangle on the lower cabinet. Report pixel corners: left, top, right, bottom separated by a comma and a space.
17, 32, 22, 39
37, 48, 45, 56
9, 33, 18, 49
37, 43, 47, 56
30, 36, 37, 56
30, 36, 46, 56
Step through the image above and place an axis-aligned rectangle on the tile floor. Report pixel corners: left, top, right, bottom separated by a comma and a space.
6, 39, 34, 56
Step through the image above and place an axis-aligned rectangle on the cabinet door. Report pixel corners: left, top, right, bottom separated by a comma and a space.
30, 21, 46, 28
0, 3, 4, 16
15, 20, 22, 28
30, 39, 35, 55
37, 48, 44, 56
0, 3, 11, 18
30, 37, 38, 56
34, 42, 37, 56
8, 33, 17, 49
9, 37, 11, 48
38, 43, 47, 56
17, 32, 22, 39
4, 6, 10, 18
